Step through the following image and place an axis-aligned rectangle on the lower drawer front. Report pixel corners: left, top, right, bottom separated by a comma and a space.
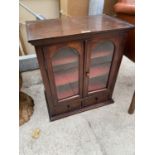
52, 99, 81, 116
83, 92, 110, 107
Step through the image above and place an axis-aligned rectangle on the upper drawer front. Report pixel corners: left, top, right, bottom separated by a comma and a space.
82, 90, 111, 107
52, 99, 81, 116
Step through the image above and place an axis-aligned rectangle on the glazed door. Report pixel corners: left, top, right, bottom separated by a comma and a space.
44, 41, 83, 105
83, 36, 116, 106
84, 39, 115, 94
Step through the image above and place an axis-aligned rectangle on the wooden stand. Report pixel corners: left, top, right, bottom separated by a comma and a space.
26, 15, 134, 121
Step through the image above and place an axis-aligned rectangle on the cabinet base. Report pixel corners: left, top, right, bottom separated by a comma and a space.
44, 91, 114, 121
50, 99, 114, 121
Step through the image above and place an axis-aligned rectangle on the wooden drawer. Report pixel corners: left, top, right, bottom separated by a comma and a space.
82, 91, 110, 107
52, 99, 81, 116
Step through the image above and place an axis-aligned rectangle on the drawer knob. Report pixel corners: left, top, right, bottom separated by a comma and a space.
86, 71, 90, 77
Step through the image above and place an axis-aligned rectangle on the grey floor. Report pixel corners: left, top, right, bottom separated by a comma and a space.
20, 56, 135, 155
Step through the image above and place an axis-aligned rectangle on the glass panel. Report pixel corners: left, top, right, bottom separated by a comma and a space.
52, 47, 79, 100
88, 41, 114, 92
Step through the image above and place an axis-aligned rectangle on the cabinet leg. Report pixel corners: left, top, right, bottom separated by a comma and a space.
128, 92, 135, 114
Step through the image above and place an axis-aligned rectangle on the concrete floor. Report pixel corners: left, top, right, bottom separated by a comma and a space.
20, 56, 135, 155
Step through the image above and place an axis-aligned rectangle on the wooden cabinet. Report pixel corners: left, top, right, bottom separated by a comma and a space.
26, 15, 133, 121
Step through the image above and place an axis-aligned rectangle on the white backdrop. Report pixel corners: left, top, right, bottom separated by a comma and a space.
89, 0, 104, 15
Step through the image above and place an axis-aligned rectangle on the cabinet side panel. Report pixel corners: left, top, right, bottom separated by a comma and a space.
107, 32, 128, 96
35, 46, 54, 116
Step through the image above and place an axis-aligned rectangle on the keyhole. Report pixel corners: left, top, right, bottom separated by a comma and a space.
95, 97, 98, 101
67, 105, 70, 109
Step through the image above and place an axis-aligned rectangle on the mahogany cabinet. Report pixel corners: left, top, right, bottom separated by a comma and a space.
26, 15, 133, 121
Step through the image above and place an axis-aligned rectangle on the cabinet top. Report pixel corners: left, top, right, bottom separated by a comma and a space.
26, 14, 134, 45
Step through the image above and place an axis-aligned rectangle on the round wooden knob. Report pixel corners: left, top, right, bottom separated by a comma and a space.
86, 71, 90, 77
95, 97, 98, 101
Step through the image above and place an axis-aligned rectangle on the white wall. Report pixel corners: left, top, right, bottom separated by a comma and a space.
88, 0, 104, 16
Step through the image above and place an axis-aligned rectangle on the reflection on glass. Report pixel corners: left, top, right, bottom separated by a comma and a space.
88, 41, 114, 92
52, 47, 79, 100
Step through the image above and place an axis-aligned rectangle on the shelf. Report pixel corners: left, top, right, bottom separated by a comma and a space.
89, 63, 111, 78
91, 50, 113, 59
88, 75, 108, 91
52, 54, 77, 67
54, 62, 111, 87
52, 50, 113, 68
88, 63, 110, 91
53, 53, 112, 99
54, 67, 78, 86
57, 73, 109, 99
56, 83, 78, 100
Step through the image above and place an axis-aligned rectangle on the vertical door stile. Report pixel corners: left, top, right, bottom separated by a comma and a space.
43, 47, 58, 105
83, 39, 89, 97
79, 41, 84, 99
79, 42, 82, 107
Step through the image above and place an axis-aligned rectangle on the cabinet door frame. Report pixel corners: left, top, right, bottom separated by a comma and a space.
83, 32, 126, 97
43, 41, 84, 105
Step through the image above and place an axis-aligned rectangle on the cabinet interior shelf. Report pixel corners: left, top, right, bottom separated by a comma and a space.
52, 50, 113, 67
55, 63, 111, 99
54, 62, 111, 87
53, 51, 113, 100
